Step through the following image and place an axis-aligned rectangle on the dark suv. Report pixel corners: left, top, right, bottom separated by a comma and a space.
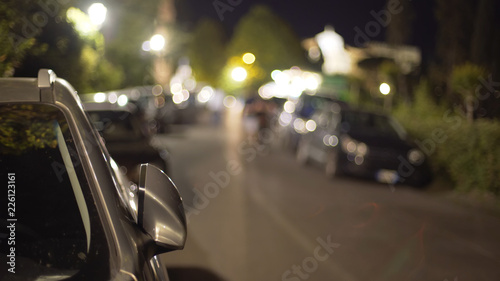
296, 105, 431, 186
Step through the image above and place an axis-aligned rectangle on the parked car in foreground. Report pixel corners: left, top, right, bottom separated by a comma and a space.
0, 69, 186, 280
83, 99, 171, 183
296, 105, 431, 186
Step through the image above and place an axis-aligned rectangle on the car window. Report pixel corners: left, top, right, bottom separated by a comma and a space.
342, 111, 403, 138
0, 104, 109, 280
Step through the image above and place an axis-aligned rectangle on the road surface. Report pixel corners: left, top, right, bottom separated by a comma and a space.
158, 107, 500, 281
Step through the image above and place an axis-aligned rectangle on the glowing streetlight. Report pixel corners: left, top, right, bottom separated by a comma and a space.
150, 34, 166, 51
379, 82, 392, 111
242, 53, 255, 64
379, 83, 391, 95
231, 67, 247, 82
88, 3, 107, 27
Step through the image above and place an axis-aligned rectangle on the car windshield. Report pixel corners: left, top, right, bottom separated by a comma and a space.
87, 110, 144, 142
342, 111, 406, 139
0, 104, 109, 281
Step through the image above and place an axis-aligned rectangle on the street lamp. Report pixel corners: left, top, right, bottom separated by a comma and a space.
150, 34, 166, 52
379, 82, 392, 111
88, 3, 107, 28
379, 83, 391, 95
231, 67, 247, 82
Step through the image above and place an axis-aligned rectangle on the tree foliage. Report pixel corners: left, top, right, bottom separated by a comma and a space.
451, 62, 487, 122
12, 8, 123, 93
225, 5, 306, 92
0, 0, 40, 77
188, 18, 226, 87
433, 0, 476, 80
104, 0, 161, 87
385, 0, 415, 46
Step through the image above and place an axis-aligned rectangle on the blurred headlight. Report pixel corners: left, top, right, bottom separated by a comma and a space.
341, 136, 368, 158
341, 135, 354, 153
305, 119, 317, 132
408, 149, 425, 165
346, 141, 356, 153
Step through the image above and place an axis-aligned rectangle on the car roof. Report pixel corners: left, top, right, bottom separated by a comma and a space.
0, 69, 82, 108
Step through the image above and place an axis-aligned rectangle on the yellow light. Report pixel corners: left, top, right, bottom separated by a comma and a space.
380, 83, 391, 95
242, 53, 256, 64
231, 67, 247, 82
150, 34, 165, 51
66, 7, 94, 35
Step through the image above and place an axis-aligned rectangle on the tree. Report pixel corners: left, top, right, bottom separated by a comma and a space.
385, 0, 415, 46
12, 6, 124, 93
470, 0, 496, 67
104, 0, 161, 86
433, 0, 476, 90
0, 0, 42, 77
385, 0, 415, 104
451, 63, 486, 123
224, 5, 306, 94
188, 18, 227, 87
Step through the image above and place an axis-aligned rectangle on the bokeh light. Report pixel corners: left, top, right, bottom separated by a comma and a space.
231, 67, 247, 82
150, 34, 166, 51
242, 53, 256, 64
88, 3, 107, 27
379, 83, 391, 95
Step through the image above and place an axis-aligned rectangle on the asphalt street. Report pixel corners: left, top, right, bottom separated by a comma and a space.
158, 108, 500, 281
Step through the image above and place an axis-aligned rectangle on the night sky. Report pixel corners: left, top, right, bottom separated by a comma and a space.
176, 0, 437, 63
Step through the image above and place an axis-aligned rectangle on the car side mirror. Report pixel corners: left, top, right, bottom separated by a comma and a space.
138, 164, 187, 253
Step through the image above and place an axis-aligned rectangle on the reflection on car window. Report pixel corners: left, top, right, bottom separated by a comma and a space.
0, 104, 109, 280
343, 111, 403, 138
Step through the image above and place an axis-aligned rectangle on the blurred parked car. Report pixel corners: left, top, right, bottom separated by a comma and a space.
0, 69, 186, 280
296, 105, 431, 186
83, 99, 171, 183
277, 92, 349, 151
81, 86, 177, 134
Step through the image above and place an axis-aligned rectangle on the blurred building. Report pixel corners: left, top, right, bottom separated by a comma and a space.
302, 27, 421, 103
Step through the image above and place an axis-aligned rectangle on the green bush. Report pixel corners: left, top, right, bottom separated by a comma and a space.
441, 120, 500, 195
393, 81, 500, 196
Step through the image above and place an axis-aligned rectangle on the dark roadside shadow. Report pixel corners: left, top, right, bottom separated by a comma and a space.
168, 267, 226, 281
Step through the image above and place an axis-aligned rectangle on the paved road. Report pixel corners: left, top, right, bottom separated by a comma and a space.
157, 108, 500, 281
